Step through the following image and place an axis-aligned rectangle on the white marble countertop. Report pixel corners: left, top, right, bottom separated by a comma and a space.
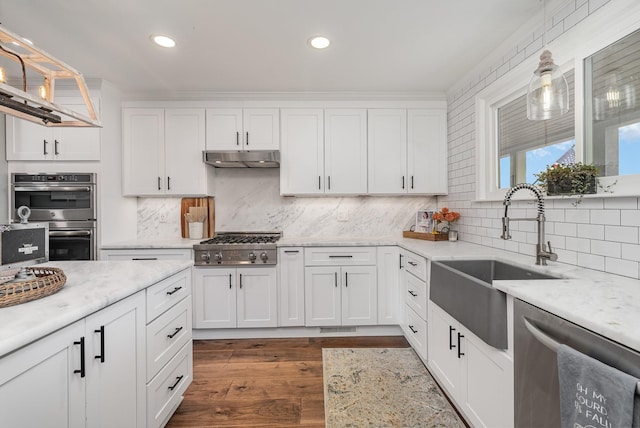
99, 233, 640, 351
0, 260, 193, 358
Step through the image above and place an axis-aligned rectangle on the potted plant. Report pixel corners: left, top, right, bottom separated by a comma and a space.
432, 207, 461, 241
533, 162, 599, 196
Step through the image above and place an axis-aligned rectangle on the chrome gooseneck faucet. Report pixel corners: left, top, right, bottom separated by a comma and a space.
501, 183, 558, 265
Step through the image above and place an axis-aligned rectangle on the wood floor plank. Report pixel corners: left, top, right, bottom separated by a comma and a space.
166, 336, 410, 427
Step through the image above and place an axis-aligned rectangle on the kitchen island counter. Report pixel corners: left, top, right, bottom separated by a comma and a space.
0, 259, 193, 358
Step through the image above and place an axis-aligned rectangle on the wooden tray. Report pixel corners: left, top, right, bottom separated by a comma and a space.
403, 230, 448, 241
180, 197, 215, 238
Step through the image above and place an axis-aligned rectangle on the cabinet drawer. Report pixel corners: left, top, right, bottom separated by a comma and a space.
405, 305, 427, 360
304, 247, 376, 266
147, 297, 192, 381
100, 248, 193, 261
404, 251, 427, 281
146, 269, 191, 323
405, 273, 427, 320
147, 341, 193, 428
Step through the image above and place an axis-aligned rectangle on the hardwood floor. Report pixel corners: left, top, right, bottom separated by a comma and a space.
166, 336, 410, 428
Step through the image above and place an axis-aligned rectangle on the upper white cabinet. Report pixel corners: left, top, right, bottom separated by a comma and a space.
280, 108, 367, 195
122, 107, 212, 196
368, 108, 447, 195
6, 97, 101, 161
206, 108, 279, 151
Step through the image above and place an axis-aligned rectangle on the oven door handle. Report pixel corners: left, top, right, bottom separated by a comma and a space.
13, 186, 92, 192
49, 230, 92, 237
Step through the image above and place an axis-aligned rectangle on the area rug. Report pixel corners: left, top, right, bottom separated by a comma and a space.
323, 348, 465, 428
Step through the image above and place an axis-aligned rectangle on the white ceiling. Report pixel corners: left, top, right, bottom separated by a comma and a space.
0, 0, 542, 97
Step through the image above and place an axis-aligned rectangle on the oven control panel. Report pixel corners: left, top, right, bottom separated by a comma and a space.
194, 248, 277, 266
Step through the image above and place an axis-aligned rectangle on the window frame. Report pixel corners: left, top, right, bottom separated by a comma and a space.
475, 2, 640, 201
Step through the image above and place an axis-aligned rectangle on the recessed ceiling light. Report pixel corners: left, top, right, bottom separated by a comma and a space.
151, 34, 176, 48
308, 36, 330, 49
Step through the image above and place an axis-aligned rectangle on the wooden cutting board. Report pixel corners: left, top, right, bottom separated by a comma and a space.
180, 197, 215, 238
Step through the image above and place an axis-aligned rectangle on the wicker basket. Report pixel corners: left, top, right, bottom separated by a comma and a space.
0, 267, 67, 308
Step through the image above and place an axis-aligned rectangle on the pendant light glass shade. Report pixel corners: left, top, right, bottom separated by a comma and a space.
526, 50, 569, 120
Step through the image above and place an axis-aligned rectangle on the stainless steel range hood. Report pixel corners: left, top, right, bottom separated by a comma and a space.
203, 150, 280, 168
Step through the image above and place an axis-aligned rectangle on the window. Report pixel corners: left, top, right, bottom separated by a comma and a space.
497, 70, 575, 188
585, 28, 640, 178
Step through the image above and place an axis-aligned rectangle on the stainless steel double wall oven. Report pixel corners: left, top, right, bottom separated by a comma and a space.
11, 173, 97, 260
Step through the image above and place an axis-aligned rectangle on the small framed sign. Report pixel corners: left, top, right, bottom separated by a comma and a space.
415, 210, 434, 233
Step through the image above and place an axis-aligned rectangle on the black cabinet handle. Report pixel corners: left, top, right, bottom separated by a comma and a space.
239, 273, 243, 289
284, 250, 299, 254
236, 131, 240, 146
94, 326, 105, 363
246, 131, 249, 146
168, 375, 184, 391
328, 176, 331, 190
408, 261, 417, 267
399, 254, 404, 269
167, 176, 171, 190
74, 337, 85, 378
408, 290, 417, 297
334, 272, 338, 287
318, 176, 321, 190
457, 332, 465, 358
409, 325, 418, 334
402, 176, 405, 190
345, 272, 348, 287
166, 286, 183, 295
229, 273, 232, 289
449, 326, 456, 350
43, 139, 48, 155
329, 255, 353, 258
132, 257, 158, 261
157, 177, 161, 190
54, 139, 60, 155
411, 176, 414, 189
167, 326, 183, 339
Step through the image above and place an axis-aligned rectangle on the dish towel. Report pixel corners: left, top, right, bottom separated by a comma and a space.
557, 344, 639, 428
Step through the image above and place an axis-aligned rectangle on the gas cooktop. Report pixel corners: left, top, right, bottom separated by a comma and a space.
193, 232, 282, 266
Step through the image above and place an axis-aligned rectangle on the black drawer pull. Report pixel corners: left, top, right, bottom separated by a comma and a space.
408, 290, 418, 297
457, 333, 465, 358
409, 325, 418, 334
284, 250, 299, 254
94, 326, 105, 363
132, 257, 158, 261
449, 326, 456, 350
329, 255, 353, 258
407, 261, 417, 267
166, 286, 183, 295
167, 326, 183, 339
168, 375, 184, 391
73, 337, 85, 378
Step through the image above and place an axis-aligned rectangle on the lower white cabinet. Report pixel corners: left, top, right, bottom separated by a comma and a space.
304, 266, 377, 326
400, 250, 428, 360
278, 247, 305, 327
0, 292, 146, 428
428, 301, 514, 428
376, 246, 400, 324
100, 248, 193, 261
193, 267, 277, 328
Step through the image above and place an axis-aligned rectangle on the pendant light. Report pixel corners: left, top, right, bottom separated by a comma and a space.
526, 1, 569, 120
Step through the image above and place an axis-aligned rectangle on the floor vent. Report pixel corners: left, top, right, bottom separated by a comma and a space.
320, 327, 357, 334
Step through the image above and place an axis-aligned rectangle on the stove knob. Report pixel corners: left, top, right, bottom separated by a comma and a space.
213, 252, 223, 262
248, 252, 257, 262
260, 252, 269, 262
200, 252, 211, 262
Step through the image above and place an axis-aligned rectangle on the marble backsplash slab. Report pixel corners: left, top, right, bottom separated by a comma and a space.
137, 169, 436, 240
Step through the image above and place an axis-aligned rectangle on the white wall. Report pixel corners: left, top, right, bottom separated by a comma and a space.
444, 0, 640, 279
137, 168, 435, 240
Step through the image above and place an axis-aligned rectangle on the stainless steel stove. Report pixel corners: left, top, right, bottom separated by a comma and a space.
193, 232, 281, 266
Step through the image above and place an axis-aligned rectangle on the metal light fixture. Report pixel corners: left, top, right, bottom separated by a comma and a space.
526, 50, 569, 120
526, 0, 569, 121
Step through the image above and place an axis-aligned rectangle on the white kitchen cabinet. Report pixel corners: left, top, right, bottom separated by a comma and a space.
280, 108, 367, 195
0, 320, 86, 428
6, 97, 101, 161
0, 292, 145, 428
400, 249, 429, 359
85, 292, 146, 428
193, 267, 277, 329
428, 301, 514, 428
122, 107, 212, 196
278, 247, 305, 327
280, 108, 324, 194
206, 108, 279, 150
100, 248, 193, 261
376, 246, 400, 324
368, 108, 447, 195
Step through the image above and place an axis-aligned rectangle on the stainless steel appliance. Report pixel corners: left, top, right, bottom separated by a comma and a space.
11, 173, 97, 261
203, 150, 280, 168
194, 232, 281, 266
514, 299, 640, 427
0, 222, 49, 270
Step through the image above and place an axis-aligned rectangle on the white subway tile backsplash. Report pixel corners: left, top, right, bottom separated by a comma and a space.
622, 243, 640, 262
589, 0, 611, 14
605, 257, 639, 279
552, 0, 577, 26
555, 249, 578, 266
564, 209, 590, 223
576, 224, 605, 240
605, 225, 639, 244
621, 210, 640, 227
564, 3, 589, 30
577, 253, 605, 271
590, 209, 620, 225
565, 237, 591, 253
552, 222, 577, 237
603, 197, 638, 209
590, 240, 621, 258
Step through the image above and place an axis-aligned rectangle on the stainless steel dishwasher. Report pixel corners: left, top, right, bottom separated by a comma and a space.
514, 299, 640, 427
